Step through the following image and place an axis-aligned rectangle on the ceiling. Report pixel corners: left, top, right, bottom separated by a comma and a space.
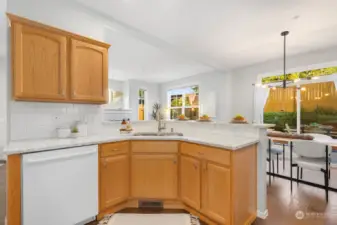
74, 0, 337, 82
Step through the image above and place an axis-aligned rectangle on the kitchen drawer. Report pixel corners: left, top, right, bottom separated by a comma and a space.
100, 141, 129, 157
181, 142, 231, 166
131, 141, 179, 153
180, 142, 204, 159
203, 146, 231, 166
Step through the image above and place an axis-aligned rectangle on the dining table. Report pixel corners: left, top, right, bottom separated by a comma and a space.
267, 136, 337, 192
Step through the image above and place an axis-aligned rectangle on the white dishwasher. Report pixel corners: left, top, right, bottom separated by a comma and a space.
22, 145, 98, 225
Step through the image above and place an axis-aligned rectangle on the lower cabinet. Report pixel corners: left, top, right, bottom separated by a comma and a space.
202, 161, 231, 225
180, 155, 201, 210
98, 141, 256, 225
100, 154, 129, 211
180, 154, 231, 225
131, 154, 178, 199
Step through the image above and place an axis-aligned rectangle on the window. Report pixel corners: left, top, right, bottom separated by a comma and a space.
138, 89, 146, 120
168, 86, 199, 120
263, 67, 337, 138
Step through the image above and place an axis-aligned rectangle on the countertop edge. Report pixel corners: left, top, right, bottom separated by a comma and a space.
4, 135, 260, 155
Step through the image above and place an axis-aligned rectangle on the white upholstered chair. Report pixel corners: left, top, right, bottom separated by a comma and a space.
290, 140, 331, 202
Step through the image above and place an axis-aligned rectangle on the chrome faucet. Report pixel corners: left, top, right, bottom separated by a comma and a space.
156, 111, 166, 132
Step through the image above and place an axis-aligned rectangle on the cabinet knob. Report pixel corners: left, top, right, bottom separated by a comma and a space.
73, 91, 76, 96
103, 159, 107, 168
112, 148, 118, 151
194, 163, 198, 169
173, 159, 177, 164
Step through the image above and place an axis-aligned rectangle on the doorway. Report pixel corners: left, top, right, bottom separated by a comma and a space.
138, 89, 146, 120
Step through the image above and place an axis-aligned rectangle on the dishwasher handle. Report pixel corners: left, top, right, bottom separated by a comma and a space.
25, 149, 97, 164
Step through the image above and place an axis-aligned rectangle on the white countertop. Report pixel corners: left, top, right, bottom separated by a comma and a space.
4, 133, 260, 155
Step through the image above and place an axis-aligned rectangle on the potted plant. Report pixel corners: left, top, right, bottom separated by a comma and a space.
71, 127, 79, 138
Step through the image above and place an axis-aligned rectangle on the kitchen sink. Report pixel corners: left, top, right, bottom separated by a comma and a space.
133, 132, 183, 136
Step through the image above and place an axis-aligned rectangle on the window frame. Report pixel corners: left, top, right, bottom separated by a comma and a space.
168, 86, 199, 120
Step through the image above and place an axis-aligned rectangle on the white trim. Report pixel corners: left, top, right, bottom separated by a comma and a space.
257, 209, 268, 219
296, 85, 301, 134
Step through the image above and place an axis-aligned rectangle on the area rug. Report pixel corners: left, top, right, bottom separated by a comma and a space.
98, 213, 200, 225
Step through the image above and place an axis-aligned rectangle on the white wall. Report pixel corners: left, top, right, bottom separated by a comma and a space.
10, 102, 103, 140
0, 0, 8, 156
160, 71, 232, 121
0, 57, 7, 151
7, 0, 160, 140
231, 47, 337, 123
7, 0, 115, 141
128, 80, 160, 121
109, 79, 124, 93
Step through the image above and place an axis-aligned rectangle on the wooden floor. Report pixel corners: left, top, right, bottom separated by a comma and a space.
253, 177, 337, 225
0, 165, 336, 225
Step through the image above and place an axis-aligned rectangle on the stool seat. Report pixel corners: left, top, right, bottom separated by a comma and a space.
267, 147, 283, 154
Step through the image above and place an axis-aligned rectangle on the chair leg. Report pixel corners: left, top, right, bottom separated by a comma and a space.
283, 144, 285, 170
329, 169, 331, 180
300, 167, 303, 179
325, 171, 329, 202
297, 166, 299, 185
272, 160, 275, 177
290, 165, 293, 192
276, 153, 279, 174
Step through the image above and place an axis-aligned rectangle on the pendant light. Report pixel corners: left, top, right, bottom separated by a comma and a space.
281, 31, 289, 88
253, 31, 291, 89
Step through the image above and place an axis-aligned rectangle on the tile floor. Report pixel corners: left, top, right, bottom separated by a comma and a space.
0, 165, 336, 225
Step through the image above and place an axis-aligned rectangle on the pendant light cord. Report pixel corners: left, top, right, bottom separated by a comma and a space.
281, 31, 289, 88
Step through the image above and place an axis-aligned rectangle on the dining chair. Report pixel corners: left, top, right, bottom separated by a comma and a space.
290, 140, 331, 202
267, 144, 284, 175
299, 133, 332, 179
305, 133, 333, 141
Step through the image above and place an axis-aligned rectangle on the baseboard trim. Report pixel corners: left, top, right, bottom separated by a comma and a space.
257, 209, 268, 219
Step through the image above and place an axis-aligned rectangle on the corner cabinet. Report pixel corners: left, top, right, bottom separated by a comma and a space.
180, 142, 257, 225
202, 161, 231, 224
70, 39, 108, 103
180, 155, 201, 210
8, 13, 110, 104
97, 141, 257, 225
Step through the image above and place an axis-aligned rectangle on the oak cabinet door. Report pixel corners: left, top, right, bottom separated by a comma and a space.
13, 23, 67, 100
202, 162, 231, 224
100, 154, 129, 211
70, 39, 108, 103
180, 155, 201, 210
131, 154, 178, 199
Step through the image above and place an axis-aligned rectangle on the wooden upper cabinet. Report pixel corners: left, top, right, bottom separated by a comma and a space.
12, 23, 67, 101
70, 39, 108, 103
202, 162, 231, 225
8, 13, 110, 104
180, 155, 201, 210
